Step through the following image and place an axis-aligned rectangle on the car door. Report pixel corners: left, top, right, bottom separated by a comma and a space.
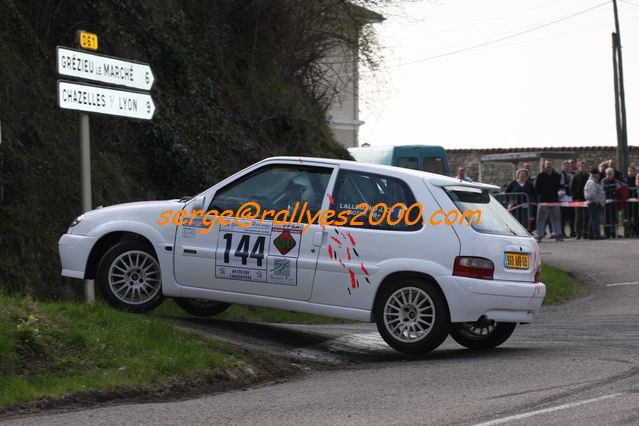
310, 169, 428, 310
174, 161, 337, 301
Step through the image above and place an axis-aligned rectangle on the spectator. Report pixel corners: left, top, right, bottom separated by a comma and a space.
627, 166, 637, 187
559, 160, 574, 238
570, 160, 590, 239
599, 160, 609, 176
505, 169, 537, 231
535, 160, 563, 242
624, 166, 637, 229
584, 168, 605, 240
607, 159, 623, 181
601, 167, 626, 238
523, 162, 535, 183
568, 159, 577, 174
632, 174, 639, 236
455, 166, 473, 182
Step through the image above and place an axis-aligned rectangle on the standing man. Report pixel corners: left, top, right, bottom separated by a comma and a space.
535, 160, 563, 242
584, 168, 605, 240
559, 160, 575, 238
455, 166, 473, 182
568, 159, 578, 174
523, 162, 535, 183
570, 160, 590, 239
601, 168, 625, 238
607, 159, 623, 181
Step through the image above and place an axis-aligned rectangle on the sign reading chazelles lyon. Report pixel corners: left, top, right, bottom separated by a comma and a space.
57, 47, 155, 91
57, 81, 156, 120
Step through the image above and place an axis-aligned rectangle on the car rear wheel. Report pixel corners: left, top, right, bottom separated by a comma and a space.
174, 298, 231, 317
97, 240, 164, 313
375, 278, 449, 354
449, 319, 516, 349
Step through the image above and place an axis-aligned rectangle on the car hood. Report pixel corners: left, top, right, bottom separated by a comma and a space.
70, 200, 186, 235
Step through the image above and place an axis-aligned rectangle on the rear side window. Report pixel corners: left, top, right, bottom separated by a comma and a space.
333, 170, 422, 231
396, 157, 419, 170
444, 186, 529, 237
423, 157, 445, 175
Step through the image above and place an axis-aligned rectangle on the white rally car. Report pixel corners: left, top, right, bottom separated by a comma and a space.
59, 157, 545, 354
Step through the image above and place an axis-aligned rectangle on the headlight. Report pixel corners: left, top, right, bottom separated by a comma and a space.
70, 214, 84, 227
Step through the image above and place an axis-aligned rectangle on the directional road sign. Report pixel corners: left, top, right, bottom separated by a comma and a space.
57, 80, 156, 120
57, 47, 155, 91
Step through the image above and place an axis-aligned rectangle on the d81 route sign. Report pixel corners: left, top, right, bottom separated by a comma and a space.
57, 80, 156, 120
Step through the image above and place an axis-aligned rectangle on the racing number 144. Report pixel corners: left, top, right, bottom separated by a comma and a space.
223, 233, 265, 266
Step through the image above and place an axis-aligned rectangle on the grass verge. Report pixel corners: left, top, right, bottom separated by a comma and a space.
0, 295, 296, 410
540, 262, 582, 304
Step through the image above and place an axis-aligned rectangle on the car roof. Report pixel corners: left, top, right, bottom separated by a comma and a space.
262, 156, 500, 191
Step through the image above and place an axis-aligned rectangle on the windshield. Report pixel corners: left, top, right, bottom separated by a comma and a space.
444, 186, 530, 237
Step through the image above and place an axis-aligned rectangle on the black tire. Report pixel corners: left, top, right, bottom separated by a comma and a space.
97, 240, 164, 313
449, 320, 516, 349
375, 278, 449, 354
174, 298, 231, 317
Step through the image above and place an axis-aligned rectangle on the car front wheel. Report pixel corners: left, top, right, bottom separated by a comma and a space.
174, 298, 231, 317
97, 240, 164, 313
449, 319, 516, 349
375, 278, 449, 354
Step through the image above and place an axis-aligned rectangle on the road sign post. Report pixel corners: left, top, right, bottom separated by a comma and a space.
79, 112, 94, 302
57, 31, 155, 303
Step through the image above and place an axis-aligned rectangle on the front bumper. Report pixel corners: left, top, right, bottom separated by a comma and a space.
437, 275, 546, 323
58, 233, 97, 279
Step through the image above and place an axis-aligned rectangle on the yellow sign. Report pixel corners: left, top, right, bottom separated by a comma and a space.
78, 31, 98, 50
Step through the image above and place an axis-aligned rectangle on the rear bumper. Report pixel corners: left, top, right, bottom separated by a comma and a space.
58, 234, 97, 279
437, 275, 546, 323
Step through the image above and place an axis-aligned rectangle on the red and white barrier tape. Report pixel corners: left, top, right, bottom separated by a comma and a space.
506, 198, 639, 211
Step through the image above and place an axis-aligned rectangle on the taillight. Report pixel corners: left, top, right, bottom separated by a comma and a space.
534, 264, 541, 282
453, 256, 494, 280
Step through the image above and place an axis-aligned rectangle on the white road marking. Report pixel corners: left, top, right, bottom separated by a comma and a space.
605, 282, 639, 287
472, 393, 623, 426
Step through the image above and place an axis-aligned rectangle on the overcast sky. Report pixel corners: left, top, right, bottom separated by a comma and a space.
358, 0, 639, 149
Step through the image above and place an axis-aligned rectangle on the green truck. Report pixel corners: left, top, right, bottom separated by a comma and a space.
348, 145, 450, 176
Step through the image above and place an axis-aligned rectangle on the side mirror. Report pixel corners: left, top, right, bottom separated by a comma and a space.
189, 195, 207, 211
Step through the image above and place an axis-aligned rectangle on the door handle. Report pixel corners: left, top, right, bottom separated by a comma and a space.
312, 231, 325, 247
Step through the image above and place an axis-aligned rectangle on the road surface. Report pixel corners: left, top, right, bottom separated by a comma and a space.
3, 239, 638, 425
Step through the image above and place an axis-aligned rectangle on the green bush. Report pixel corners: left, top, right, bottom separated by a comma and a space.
0, 0, 360, 298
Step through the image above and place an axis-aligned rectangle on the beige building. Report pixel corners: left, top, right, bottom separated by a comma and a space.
324, 6, 383, 148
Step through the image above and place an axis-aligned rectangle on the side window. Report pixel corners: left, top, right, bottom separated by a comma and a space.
210, 165, 332, 222
332, 170, 422, 231
423, 157, 445, 175
396, 157, 419, 170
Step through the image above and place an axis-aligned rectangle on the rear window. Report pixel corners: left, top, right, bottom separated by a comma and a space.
396, 157, 419, 170
444, 186, 530, 237
423, 157, 445, 175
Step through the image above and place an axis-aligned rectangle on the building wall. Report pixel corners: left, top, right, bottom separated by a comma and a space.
323, 43, 362, 148
447, 146, 639, 188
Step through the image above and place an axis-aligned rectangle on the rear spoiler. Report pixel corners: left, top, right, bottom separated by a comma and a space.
425, 177, 501, 192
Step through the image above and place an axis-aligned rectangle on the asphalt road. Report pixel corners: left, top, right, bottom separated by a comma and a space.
4, 239, 639, 425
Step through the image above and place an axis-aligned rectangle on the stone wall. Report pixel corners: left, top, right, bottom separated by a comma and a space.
447, 146, 639, 188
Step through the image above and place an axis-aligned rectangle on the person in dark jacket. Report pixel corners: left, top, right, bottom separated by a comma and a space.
505, 169, 537, 231
559, 160, 574, 237
535, 160, 563, 241
601, 167, 627, 238
624, 166, 637, 229
570, 160, 590, 239
606, 159, 623, 181
626, 166, 637, 188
